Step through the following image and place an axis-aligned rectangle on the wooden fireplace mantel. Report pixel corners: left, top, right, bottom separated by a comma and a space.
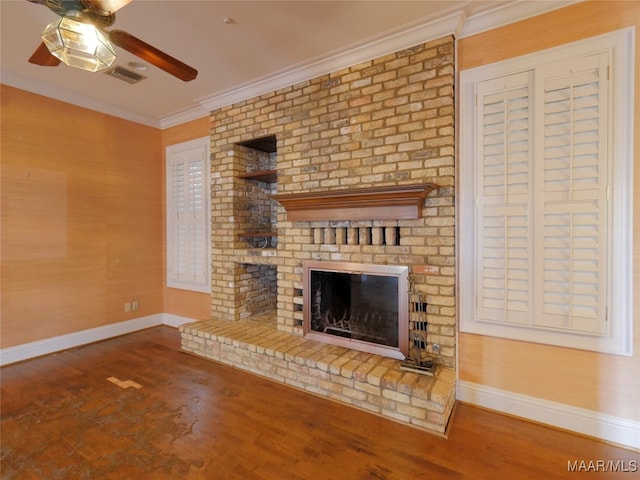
271, 183, 438, 222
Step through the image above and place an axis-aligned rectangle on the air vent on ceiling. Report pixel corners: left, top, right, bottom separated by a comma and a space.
105, 66, 146, 84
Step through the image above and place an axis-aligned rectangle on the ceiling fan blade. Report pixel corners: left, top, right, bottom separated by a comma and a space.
109, 30, 198, 82
28, 42, 61, 67
84, 0, 133, 15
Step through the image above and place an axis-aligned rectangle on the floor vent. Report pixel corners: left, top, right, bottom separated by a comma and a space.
105, 66, 146, 84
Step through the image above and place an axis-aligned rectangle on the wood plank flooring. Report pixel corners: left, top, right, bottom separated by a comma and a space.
1, 326, 637, 479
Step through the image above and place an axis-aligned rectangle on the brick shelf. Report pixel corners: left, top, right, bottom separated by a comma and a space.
237, 170, 277, 183
180, 318, 456, 435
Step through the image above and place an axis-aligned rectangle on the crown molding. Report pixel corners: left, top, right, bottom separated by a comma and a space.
158, 104, 209, 129
1, 70, 160, 128
457, 0, 583, 39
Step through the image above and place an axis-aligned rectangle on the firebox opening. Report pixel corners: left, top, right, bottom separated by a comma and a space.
303, 261, 409, 359
310, 271, 399, 347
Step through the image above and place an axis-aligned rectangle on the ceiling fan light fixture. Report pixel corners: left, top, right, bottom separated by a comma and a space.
41, 13, 116, 72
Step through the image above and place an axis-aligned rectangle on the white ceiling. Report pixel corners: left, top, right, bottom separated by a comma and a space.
1, 0, 575, 128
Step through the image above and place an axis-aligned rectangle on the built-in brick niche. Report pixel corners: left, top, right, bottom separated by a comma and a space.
237, 263, 277, 322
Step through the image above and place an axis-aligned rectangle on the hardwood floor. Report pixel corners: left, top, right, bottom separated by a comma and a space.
1, 326, 636, 479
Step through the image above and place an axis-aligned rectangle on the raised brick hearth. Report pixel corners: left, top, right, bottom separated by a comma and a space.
181, 318, 456, 434
180, 34, 457, 434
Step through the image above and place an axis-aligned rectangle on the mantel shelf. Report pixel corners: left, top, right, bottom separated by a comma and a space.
271, 183, 438, 222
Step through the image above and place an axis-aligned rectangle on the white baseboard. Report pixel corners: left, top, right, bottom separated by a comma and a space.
160, 313, 197, 328
457, 380, 640, 451
0, 313, 198, 366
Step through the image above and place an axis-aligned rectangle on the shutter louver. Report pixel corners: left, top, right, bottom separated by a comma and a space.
535, 53, 609, 335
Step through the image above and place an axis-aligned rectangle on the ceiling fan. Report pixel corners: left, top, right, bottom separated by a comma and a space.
26, 0, 198, 81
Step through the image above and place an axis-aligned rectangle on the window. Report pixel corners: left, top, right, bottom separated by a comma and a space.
459, 28, 634, 355
166, 137, 211, 293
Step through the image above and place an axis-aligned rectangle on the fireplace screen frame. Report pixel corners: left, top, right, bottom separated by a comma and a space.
302, 260, 409, 360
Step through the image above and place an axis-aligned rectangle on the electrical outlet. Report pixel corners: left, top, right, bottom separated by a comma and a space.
124, 302, 131, 312
132, 300, 139, 311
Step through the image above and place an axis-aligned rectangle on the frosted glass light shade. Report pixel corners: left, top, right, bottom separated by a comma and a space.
41, 15, 116, 72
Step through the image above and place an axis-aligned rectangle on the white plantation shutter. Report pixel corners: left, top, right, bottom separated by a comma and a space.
167, 137, 210, 292
535, 54, 609, 334
475, 62, 608, 335
459, 28, 633, 355
476, 72, 533, 326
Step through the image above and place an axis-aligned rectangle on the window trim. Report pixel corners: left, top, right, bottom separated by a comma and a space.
166, 136, 211, 293
458, 27, 634, 356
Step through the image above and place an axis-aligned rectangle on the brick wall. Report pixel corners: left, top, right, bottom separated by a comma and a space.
209, 35, 455, 368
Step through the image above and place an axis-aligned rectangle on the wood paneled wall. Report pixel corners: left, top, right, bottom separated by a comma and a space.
160, 117, 212, 320
1, 85, 164, 347
457, 1, 640, 422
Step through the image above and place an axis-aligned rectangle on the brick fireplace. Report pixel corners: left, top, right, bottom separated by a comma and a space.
181, 35, 456, 434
